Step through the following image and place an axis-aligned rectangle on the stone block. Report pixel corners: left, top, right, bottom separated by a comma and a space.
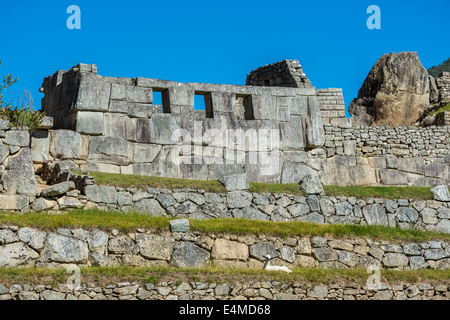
135, 234, 174, 260
171, 242, 210, 268
2, 148, 37, 196
88, 136, 132, 166
84, 185, 117, 204
109, 100, 128, 113
170, 219, 190, 233
133, 143, 161, 163
362, 204, 388, 226
4, 130, 30, 147
0, 242, 39, 267
379, 169, 409, 185
51, 130, 84, 160
219, 174, 250, 191
110, 83, 127, 101
31, 130, 51, 163
0, 195, 29, 210
212, 239, 249, 261
103, 113, 137, 142
136, 115, 181, 145
76, 73, 111, 111
76, 111, 104, 135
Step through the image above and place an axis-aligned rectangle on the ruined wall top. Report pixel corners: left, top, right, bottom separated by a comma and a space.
246, 60, 313, 88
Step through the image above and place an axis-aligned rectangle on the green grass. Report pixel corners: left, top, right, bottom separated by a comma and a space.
90, 171, 227, 193
0, 266, 448, 286
323, 186, 434, 201
0, 210, 449, 242
429, 103, 450, 117
90, 171, 434, 200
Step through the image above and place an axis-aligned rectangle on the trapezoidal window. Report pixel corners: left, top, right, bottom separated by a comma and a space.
153, 88, 170, 113
236, 94, 254, 120
195, 92, 213, 118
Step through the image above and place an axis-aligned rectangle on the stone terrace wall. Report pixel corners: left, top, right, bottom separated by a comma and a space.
1, 281, 449, 300
40, 63, 325, 184
1, 225, 449, 270
436, 72, 450, 104
26, 182, 450, 234
320, 124, 450, 187
316, 89, 352, 127
246, 60, 312, 88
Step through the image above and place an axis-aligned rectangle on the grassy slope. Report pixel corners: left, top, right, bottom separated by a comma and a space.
0, 266, 448, 286
1, 210, 449, 242
90, 172, 434, 200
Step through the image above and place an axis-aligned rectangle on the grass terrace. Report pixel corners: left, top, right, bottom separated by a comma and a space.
0, 210, 449, 242
0, 266, 449, 287
90, 172, 435, 200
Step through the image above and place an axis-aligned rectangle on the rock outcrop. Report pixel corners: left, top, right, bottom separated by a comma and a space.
349, 52, 430, 127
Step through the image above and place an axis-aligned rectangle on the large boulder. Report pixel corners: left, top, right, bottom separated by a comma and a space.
349, 52, 430, 127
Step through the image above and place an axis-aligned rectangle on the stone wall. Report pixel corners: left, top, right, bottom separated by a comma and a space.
320, 124, 450, 186
245, 60, 312, 88
316, 89, 351, 127
1, 225, 449, 270
0, 120, 40, 211
435, 72, 450, 104
0, 281, 449, 300
40, 63, 325, 184
22, 175, 450, 233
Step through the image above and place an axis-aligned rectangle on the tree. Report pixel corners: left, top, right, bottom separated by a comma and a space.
0, 59, 18, 107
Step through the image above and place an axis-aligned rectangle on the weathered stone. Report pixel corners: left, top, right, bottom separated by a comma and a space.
0, 195, 29, 210
135, 234, 174, 260
108, 235, 137, 254
84, 185, 117, 204
170, 219, 190, 233
312, 248, 338, 262
295, 212, 325, 224
296, 237, 312, 254
249, 242, 277, 261
424, 249, 447, 260
41, 290, 66, 300
382, 253, 409, 268
171, 242, 210, 268
0, 229, 17, 244
88, 229, 108, 254
299, 174, 324, 195
372, 291, 393, 300
431, 185, 450, 202
2, 148, 37, 196
233, 207, 268, 221
409, 256, 429, 270
279, 246, 296, 263
287, 203, 310, 217
362, 204, 388, 226
31, 197, 57, 212
219, 174, 250, 191
133, 143, 161, 163
57, 197, 83, 209
4, 130, 30, 147
51, 130, 83, 160
40, 181, 75, 197
421, 208, 438, 225
17, 228, 46, 251
335, 202, 353, 216
349, 52, 430, 127
212, 239, 249, 261
397, 207, 419, 223
31, 130, 51, 163
435, 219, 450, 233
403, 243, 421, 256
41, 233, 89, 263
88, 136, 132, 166
307, 285, 328, 299
156, 194, 177, 208
76, 111, 104, 135
226, 191, 252, 209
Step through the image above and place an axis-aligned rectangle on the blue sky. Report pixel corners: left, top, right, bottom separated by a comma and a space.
1, 0, 449, 115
